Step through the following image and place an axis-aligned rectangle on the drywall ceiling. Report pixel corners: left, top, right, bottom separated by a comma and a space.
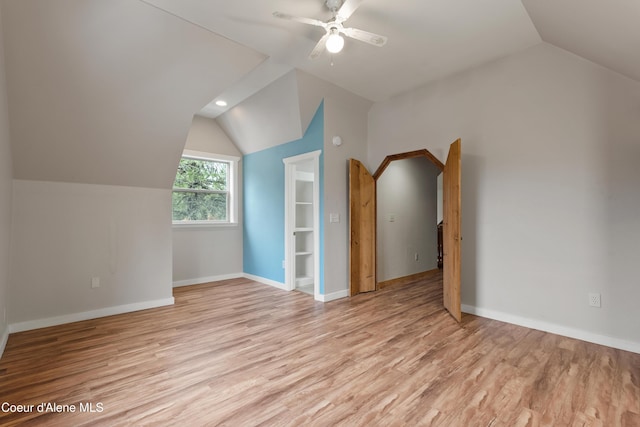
3, 0, 638, 186
2, 0, 264, 188
522, 0, 640, 83
144, 0, 640, 118
143, 0, 542, 104
217, 69, 350, 155
217, 70, 305, 155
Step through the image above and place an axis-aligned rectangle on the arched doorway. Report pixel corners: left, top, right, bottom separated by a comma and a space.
348, 139, 461, 321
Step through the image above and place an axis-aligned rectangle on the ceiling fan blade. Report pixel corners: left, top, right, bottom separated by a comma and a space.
336, 0, 364, 21
309, 32, 330, 60
273, 11, 326, 28
342, 27, 387, 46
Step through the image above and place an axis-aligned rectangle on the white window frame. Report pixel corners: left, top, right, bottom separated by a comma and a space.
172, 150, 239, 228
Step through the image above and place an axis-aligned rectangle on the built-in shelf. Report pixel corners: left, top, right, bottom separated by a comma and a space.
294, 170, 314, 291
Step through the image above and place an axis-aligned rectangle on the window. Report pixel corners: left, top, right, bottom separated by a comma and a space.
172, 151, 238, 225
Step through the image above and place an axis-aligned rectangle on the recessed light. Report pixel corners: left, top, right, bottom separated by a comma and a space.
215, 100, 228, 107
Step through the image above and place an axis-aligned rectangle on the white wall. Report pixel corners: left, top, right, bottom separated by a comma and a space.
172, 116, 243, 286
369, 42, 640, 351
292, 71, 372, 297
9, 180, 173, 328
185, 115, 242, 157
0, 5, 13, 354
172, 226, 243, 285
377, 157, 439, 282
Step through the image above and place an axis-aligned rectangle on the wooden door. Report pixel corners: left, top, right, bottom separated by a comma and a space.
443, 139, 462, 321
349, 159, 376, 296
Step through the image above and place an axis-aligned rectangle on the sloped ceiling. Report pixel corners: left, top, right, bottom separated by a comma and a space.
216, 69, 331, 155
143, 0, 640, 124
143, 0, 542, 103
1, 0, 264, 188
522, 0, 640, 83
3, 0, 639, 185
217, 70, 305, 155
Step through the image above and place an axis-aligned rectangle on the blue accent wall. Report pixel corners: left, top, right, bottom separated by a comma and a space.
243, 103, 324, 293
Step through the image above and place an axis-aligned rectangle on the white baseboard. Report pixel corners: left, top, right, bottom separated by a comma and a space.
242, 273, 288, 291
242, 274, 348, 303
462, 304, 640, 355
316, 289, 349, 302
0, 326, 8, 360
173, 273, 243, 288
9, 297, 175, 334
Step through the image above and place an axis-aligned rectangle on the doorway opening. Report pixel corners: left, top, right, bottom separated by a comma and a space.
349, 140, 461, 321
376, 156, 442, 288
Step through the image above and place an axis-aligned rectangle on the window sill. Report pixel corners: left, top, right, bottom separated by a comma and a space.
172, 222, 239, 230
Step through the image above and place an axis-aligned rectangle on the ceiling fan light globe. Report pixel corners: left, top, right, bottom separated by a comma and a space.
326, 33, 344, 53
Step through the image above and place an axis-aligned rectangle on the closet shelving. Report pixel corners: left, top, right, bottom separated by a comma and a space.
294, 172, 314, 287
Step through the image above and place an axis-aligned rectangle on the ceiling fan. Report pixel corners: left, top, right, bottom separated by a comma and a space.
273, 0, 388, 59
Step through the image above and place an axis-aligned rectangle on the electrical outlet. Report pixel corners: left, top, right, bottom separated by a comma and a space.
414, 252, 419, 261
282, 260, 285, 269
91, 277, 100, 289
588, 292, 601, 308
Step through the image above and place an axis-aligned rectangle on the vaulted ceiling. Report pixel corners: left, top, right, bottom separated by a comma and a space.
1, 0, 264, 188
144, 0, 543, 105
143, 0, 640, 116
2, 0, 638, 187
522, 0, 640, 84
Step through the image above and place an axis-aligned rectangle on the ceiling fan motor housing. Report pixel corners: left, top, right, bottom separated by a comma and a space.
326, 0, 342, 12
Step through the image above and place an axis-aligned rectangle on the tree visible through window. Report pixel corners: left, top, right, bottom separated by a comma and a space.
172, 157, 229, 222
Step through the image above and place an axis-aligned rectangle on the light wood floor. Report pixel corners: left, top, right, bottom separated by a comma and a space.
1, 274, 639, 426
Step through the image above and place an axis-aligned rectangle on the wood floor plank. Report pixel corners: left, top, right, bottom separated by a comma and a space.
1, 274, 639, 426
